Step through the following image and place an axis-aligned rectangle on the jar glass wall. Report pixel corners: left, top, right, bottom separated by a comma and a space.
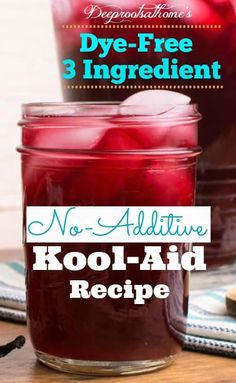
18, 102, 201, 375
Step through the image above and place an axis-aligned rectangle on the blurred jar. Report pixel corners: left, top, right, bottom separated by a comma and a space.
51, 0, 236, 270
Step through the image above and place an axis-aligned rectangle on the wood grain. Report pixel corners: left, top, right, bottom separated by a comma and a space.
0, 321, 235, 383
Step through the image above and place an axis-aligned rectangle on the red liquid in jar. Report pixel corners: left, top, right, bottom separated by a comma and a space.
22, 115, 196, 361
52, 0, 236, 267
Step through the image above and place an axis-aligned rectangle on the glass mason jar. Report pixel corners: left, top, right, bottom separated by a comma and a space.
18, 102, 201, 376
51, 0, 236, 270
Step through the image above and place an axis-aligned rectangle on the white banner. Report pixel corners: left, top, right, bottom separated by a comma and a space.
26, 206, 211, 243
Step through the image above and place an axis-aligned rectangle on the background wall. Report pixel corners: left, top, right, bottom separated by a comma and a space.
0, 0, 61, 248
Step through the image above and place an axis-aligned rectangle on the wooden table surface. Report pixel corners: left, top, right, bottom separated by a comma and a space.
0, 251, 235, 383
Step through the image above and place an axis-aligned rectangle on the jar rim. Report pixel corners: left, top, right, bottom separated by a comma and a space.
17, 145, 202, 158
21, 101, 201, 120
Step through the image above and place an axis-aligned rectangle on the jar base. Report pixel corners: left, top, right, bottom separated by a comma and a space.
36, 350, 177, 376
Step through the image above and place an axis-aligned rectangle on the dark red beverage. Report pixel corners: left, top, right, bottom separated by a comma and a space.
52, 0, 236, 268
19, 102, 201, 375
